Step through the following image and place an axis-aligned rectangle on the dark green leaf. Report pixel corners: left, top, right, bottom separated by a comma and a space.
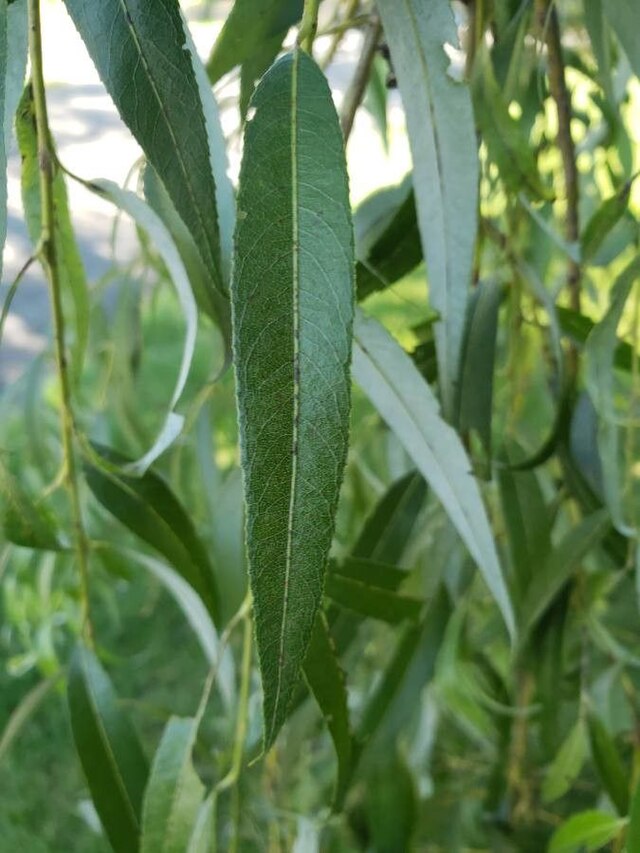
364, 751, 417, 852
354, 177, 422, 301
85, 446, 221, 627
206, 0, 302, 84
232, 50, 354, 749
364, 55, 389, 152
602, 0, 640, 80
141, 717, 205, 853
584, 0, 614, 104
63, 0, 224, 300
302, 613, 353, 809
325, 574, 422, 624
457, 279, 503, 463
377, 0, 479, 415
353, 312, 515, 638
628, 779, 640, 852
581, 182, 632, 264
332, 556, 407, 592
351, 470, 426, 565
587, 712, 629, 815
68, 646, 149, 853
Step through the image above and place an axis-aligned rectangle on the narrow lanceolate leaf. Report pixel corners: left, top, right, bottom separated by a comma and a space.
587, 712, 629, 816
353, 312, 515, 638
141, 717, 205, 853
17, 86, 89, 379
602, 0, 640, 80
233, 50, 354, 749
376, 0, 479, 415
585, 258, 640, 535
542, 720, 588, 804
206, 0, 302, 84
63, 0, 224, 298
85, 446, 222, 627
68, 646, 149, 853
325, 574, 422, 624
0, 458, 64, 551
4, 0, 27, 153
302, 614, 353, 808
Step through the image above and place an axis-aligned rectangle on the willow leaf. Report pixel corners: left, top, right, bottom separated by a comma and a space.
0, 2, 7, 281
141, 717, 205, 853
353, 312, 515, 638
68, 646, 149, 853
602, 0, 640, 80
62, 0, 224, 298
376, 0, 479, 415
233, 49, 354, 749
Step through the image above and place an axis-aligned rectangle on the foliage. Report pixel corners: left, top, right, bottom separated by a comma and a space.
1, 0, 640, 850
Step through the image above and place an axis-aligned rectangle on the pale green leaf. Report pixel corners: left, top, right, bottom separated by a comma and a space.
4, 0, 27, 152
141, 717, 205, 853
376, 0, 479, 415
232, 49, 354, 748
603, 0, 640, 80
0, 458, 65, 551
352, 311, 515, 638
548, 810, 626, 853
542, 720, 588, 803
68, 646, 149, 853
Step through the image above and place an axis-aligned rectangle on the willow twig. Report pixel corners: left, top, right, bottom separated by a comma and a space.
340, 16, 382, 142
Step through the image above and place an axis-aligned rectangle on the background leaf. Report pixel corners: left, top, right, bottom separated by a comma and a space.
232, 49, 353, 748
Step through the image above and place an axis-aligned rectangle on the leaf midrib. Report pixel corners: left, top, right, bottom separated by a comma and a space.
115, 0, 218, 281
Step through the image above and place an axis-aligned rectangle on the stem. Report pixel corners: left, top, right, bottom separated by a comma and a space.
340, 16, 382, 142
320, 0, 360, 69
298, 0, 321, 54
537, 0, 581, 314
28, 0, 92, 640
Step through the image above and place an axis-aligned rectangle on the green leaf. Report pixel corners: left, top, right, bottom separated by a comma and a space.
17, 85, 89, 379
602, 0, 640, 80
351, 470, 426, 565
186, 795, 215, 853
581, 183, 633, 264
325, 574, 422, 624
0, 458, 64, 551
587, 712, 629, 815
302, 613, 353, 808
541, 719, 588, 803
354, 177, 422, 301
585, 258, 640, 534
377, 0, 479, 415
584, 0, 614, 104
141, 717, 205, 853
0, 676, 58, 763
474, 52, 552, 201
85, 180, 198, 474
519, 510, 610, 644
332, 556, 407, 592
4, 0, 28, 153
232, 50, 354, 749
628, 780, 640, 852
206, 0, 302, 84
62, 0, 224, 298
364, 55, 389, 152
0, 1, 7, 282
85, 447, 221, 627
548, 810, 626, 853
68, 646, 149, 853
457, 279, 503, 464
364, 751, 417, 852
352, 311, 515, 638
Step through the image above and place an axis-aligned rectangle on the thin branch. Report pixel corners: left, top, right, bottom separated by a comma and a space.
298, 0, 322, 55
0, 254, 36, 348
537, 0, 581, 314
28, 0, 92, 641
320, 0, 361, 69
340, 16, 382, 142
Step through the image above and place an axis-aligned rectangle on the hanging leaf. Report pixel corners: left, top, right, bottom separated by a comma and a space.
332, 556, 407, 592
62, 0, 224, 300
0, 676, 58, 763
84, 180, 198, 473
302, 613, 354, 809
4, 0, 27, 152
140, 717, 205, 853
325, 574, 422, 624
628, 780, 640, 852
457, 279, 503, 466
585, 258, 640, 534
0, 458, 64, 551
581, 182, 633, 264
351, 470, 426, 565
519, 510, 610, 644
85, 447, 222, 627
206, 0, 302, 84
584, 0, 614, 104
548, 810, 627, 853
587, 712, 629, 816
541, 719, 588, 803
602, 0, 640, 80
352, 312, 515, 638
68, 646, 149, 853
354, 177, 422, 301
474, 52, 552, 201
232, 49, 354, 749
17, 85, 89, 379
377, 0, 479, 415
